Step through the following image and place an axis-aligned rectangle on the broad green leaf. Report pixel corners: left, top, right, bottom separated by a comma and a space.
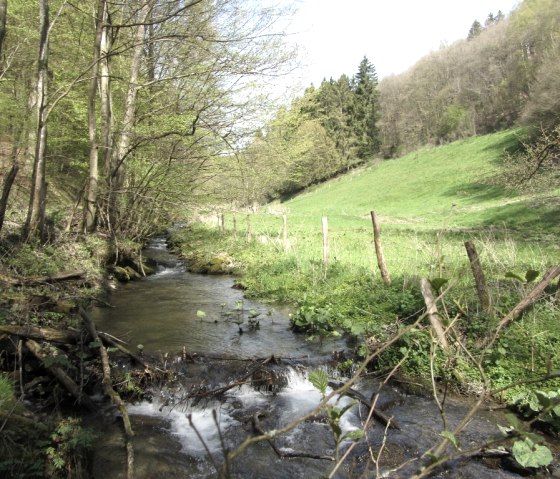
512, 438, 552, 468
504, 412, 523, 430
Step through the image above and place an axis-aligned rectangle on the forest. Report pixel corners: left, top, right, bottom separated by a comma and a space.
0, 0, 559, 477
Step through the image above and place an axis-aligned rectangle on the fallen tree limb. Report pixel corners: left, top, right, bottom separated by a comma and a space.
328, 380, 400, 430
97, 331, 156, 373
189, 355, 276, 401
80, 307, 135, 479
420, 279, 450, 352
0, 325, 79, 344
25, 339, 96, 412
489, 265, 560, 345
252, 412, 335, 461
0, 270, 86, 286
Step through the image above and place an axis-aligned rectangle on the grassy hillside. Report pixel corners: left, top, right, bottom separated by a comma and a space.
284, 129, 558, 235
174, 128, 560, 406
224, 129, 558, 281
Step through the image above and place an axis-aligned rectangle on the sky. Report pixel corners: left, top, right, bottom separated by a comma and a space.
285, 0, 520, 90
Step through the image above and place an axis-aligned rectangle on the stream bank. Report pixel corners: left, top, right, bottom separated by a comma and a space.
87, 236, 558, 478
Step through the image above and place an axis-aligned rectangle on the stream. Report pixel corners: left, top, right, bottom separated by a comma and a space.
89, 237, 526, 478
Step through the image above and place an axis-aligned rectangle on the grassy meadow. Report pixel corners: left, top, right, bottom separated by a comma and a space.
174, 129, 560, 400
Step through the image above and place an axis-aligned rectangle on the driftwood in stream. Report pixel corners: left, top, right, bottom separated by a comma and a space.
252, 412, 335, 461
0, 325, 79, 344
189, 355, 276, 401
328, 380, 400, 430
0, 270, 85, 286
25, 339, 96, 412
97, 331, 155, 373
80, 307, 135, 479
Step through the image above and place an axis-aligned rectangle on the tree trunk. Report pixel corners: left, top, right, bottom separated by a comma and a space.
0, 161, 18, 233
23, 0, 49, 241
83, 0, 107, 233
109, 1, 152, 227
0, 0, 7, 63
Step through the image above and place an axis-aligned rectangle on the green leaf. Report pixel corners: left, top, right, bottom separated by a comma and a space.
89, 340, 102, 349
196, 310, 206, 319
504, 412, 523, 430
512, 438, 552, 468
308, 369, 328, 395
525, 269, 540, 283
440, 431, 460, 450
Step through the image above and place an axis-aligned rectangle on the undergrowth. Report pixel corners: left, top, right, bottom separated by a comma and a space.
171, 224, 560, 412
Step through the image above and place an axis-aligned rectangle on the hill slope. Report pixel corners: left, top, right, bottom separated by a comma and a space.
281, 129, 559, 238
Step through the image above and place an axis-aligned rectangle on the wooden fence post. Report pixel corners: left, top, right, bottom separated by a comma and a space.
370, 211, 391, 284
322, 216, 329, 265
464, 240, 490, 313
232, 213, 237, 239
282, 212, 288, 251
220, 213, 225, 233
246, 214, 252, 242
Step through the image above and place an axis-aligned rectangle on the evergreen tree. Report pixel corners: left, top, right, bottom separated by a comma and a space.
351, 56, 380, 161
468, 20, 482, 39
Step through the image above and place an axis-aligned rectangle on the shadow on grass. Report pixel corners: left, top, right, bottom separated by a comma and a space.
443, 182, 508, 204
478, 200, 560, 236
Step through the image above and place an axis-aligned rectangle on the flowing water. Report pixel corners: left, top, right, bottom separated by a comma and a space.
89, 237, 528, 478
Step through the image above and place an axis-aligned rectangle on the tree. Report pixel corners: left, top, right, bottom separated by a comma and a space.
351, 56, 380, 161
0, 0, 6, 63
23, 0, 50, 241
467, 20, 482, 40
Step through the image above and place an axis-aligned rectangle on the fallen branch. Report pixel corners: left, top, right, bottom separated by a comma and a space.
0, 325, 79, 344
328, 380, 400, 430
80, 307, 135, 479
252, 412, 335, 461
489, 265, 560, 345
97, 331, 156, 373
420, 279, 449, 352
189, 355, 276, 401
25, 339, 96, 412
0, 270, 85, 286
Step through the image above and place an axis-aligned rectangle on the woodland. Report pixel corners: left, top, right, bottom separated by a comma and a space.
0, 0, 559, 477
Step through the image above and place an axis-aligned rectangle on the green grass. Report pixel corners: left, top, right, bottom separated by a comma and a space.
175, 129, 560, 403
215, 129, 558, 279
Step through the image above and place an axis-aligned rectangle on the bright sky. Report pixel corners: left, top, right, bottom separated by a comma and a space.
287, 0, 520, 89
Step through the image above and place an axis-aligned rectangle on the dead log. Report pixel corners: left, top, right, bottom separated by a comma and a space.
328, 380, 400, 430
252, 412, 335, 461
0, 325, 79, 344
25, 339, 96, 412
0, 270, 85, 286
420, 279, 450, 352
490, 266, 560, 345
80, 307, 135, 479
97, 331, 155, 372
